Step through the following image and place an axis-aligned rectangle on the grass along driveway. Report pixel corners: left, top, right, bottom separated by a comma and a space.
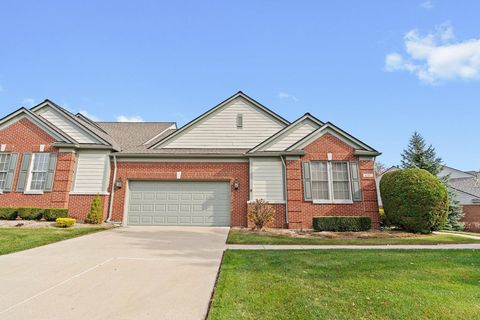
228, 229, 480, 245
0, 227, 107, 255
209, 250, 480, 320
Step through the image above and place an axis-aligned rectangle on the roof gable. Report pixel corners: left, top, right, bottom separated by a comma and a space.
32, 100, 111, 146
150, 92, 289, 149
286, 122, 380, 156
249, 113, 323, 153
0, 107, 75, 143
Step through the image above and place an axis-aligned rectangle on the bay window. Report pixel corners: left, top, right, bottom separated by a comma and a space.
303, 160, 362, 203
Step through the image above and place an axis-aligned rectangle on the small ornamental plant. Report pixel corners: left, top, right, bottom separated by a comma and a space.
85, 194, 103, 224
56, 218, 76, 228
248, 199, 275, 230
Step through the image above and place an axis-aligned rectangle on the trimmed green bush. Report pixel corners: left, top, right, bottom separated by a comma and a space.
85, 194, 103, 224
17, 208, 44, 220
56, 217, 76, 228
43, 208, 68, 221
312, 216, 371, 232
0, 207, 18, 220
380, 168, 448, 233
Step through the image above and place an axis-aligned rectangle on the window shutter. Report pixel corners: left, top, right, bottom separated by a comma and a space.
302, 162, 312, 200
350, 162, 362, 201
44, 153, 57, 192
16, 153, 31, 192
3, 153, 18, 192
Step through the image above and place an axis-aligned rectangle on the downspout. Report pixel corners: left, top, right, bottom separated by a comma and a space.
106, 154, 117, 222
280, 156, 289, 228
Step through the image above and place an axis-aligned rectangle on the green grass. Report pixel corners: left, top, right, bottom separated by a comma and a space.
209, 250, 480, 320
228, 230, 480, 245
0, 227, 107, 255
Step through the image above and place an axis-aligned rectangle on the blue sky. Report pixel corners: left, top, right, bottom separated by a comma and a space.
0, 1, 479, 170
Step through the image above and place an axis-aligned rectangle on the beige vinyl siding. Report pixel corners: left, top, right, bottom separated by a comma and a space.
250, 158, 284, 203
36, 107, 97, 143
72, 151, 110, 193
161, 98, 285, 149
264, 119, 319, 151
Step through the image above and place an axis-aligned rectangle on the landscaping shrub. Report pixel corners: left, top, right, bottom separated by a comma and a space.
248, 199, 275, 230
17, 208, 44, 220
56, 217, 76, 228
380, 168, 448, 233
43, 208, 68, 221
0, 207, 18, 220
85, 194, 103, 224
312, 216, 371, 232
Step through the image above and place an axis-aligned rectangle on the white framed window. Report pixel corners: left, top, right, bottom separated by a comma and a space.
304, 161, 355, 203
26, 153, 50, 192
0, 153, 11, 191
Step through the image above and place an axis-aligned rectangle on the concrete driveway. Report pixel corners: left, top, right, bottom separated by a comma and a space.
0, 226, 229, 320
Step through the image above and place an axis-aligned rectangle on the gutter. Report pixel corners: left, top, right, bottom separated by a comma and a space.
106, 154, 118, 222
280, 156, 289, 227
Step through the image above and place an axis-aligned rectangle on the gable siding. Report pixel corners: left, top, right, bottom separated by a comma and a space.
250, 158, 284, 203
72, 151, 110, 193
264, 119, 319, 151
37, 107, 97, 143
161, 98, 285, 149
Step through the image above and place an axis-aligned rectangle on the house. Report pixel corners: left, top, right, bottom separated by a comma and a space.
439, 166, 480, 230
0, 92, 381, 229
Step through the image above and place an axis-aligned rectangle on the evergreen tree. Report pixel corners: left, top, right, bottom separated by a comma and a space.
85, 194, 103, 224
400, 132, 464, 230
401, 132, 442, 175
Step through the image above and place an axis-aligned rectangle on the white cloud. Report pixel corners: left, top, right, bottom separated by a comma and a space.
419, 1, 434, 9
385, 22, 480, 84
278, 92, 299, 102
79, 110, 100, 121
116, 115, 144, 122
22, 98, 35, 107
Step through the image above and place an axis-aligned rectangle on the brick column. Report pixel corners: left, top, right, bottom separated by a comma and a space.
286, 160, 303, 229
359, 160, 380, 229
51, 151, 76, 209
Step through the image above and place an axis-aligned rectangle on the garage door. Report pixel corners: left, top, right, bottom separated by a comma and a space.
127, 181, 231, 226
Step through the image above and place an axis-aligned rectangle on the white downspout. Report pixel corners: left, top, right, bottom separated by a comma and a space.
106, 154, 117, 222
280, 156, 289, 227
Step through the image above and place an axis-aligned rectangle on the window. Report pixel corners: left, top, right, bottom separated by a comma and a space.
27, 153, 50, 191
0, 153, 11, 190
350, 162, 362, 201
304, 161, 355, 203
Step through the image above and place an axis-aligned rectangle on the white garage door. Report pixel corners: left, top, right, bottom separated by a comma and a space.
127, 181, 231, 226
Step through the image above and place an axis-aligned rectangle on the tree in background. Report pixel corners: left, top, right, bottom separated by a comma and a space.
401, 131, 442, 175
400, 132, 464, 230
374, 161, 387, 177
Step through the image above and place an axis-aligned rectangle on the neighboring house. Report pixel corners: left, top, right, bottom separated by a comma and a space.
439, 166, 480, 229
0, 92, 381, 229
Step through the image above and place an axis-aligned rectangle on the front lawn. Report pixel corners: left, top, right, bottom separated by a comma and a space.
209, 250, 480, 320
228, 229, 480, 245
0, 227, 107, 255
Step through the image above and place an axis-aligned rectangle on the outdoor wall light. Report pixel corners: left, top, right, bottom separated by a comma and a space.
115, 177, 123, 189
233, 179, 240, 190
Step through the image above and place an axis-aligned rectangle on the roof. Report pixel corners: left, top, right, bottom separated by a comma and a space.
449, 177, 480, 199
97, 122, 176, 153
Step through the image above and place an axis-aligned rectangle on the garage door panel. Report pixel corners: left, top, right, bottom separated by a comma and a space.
127, 181, 230, 226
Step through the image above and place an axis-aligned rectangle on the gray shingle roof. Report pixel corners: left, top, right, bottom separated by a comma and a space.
449, 177, 480, 198
97, 122, 176, 152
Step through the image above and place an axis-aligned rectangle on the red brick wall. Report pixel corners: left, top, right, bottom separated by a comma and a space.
286, 133, 380, 229
110, 161, 249, 226
0, 118, 76, 210
462, 205, 480, 232
68, 195, 109, 221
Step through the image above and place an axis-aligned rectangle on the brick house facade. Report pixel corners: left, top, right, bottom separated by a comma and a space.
0, 92, 381, 229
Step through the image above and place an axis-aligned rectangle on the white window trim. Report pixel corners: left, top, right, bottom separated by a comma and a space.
0, 153, 11, 193
309, 161, 353, 204
24, 153, 49, 194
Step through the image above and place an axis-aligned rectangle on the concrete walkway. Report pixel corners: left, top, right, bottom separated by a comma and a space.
0, 226, 229, 320
434, 231, 480, 240
227, 244, 480, 250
